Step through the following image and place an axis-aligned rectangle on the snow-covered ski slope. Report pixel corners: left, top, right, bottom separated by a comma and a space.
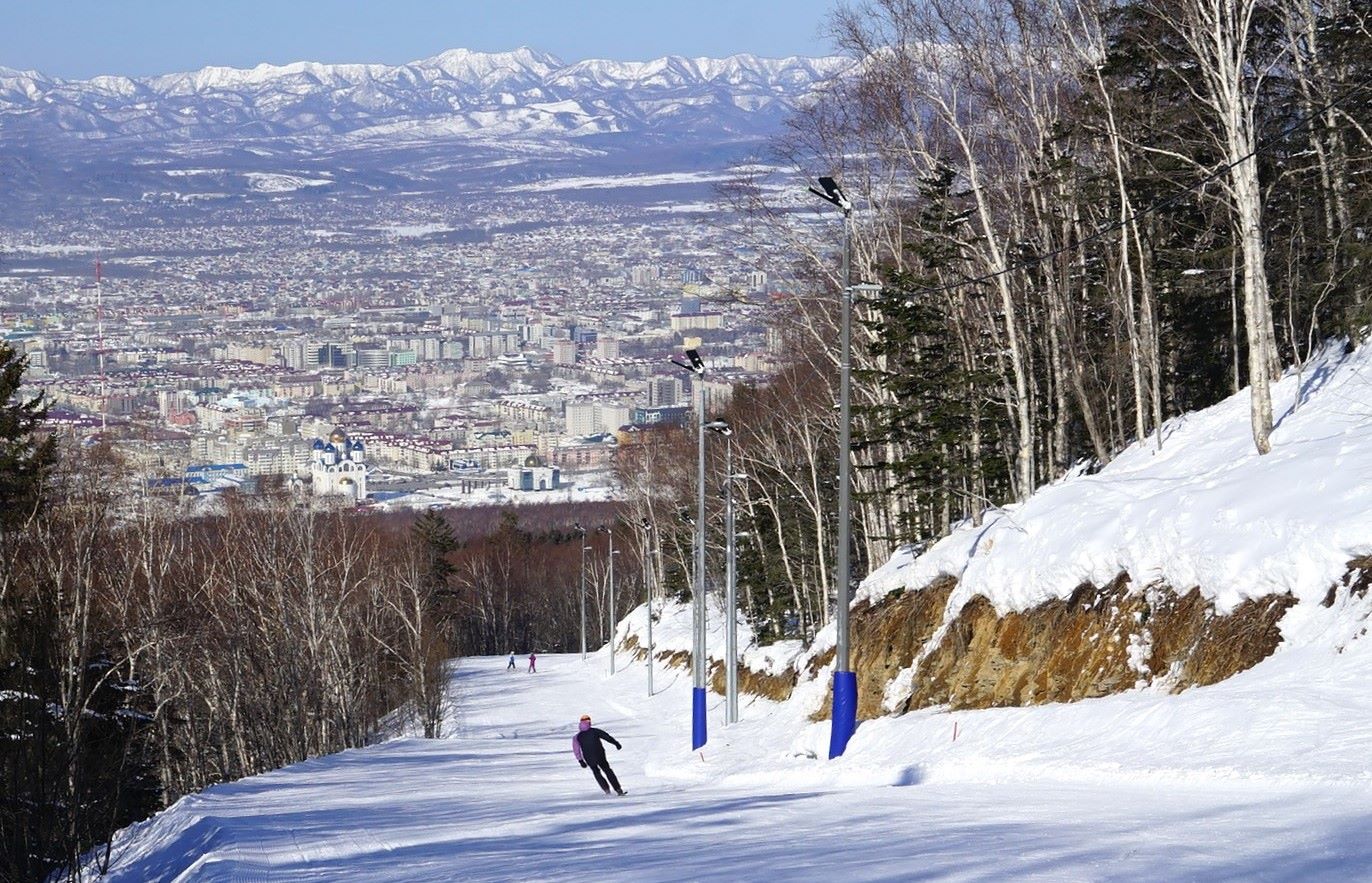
89, 342, 1372, 880
91, 640, 1372, 881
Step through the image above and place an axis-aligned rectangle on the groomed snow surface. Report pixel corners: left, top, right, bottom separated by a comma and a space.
88, 628, 1372, 881
86, 341, 1372, 880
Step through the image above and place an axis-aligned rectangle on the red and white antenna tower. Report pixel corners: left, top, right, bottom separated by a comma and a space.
96, 259, 106, 433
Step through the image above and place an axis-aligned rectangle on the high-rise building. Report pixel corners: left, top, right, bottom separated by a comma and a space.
315, 343, 354, 368
551, 339, 578, 366
630, 265, 660, 286
354, 346, 389, 369
565, 401, 599, 436
594, 337, 621, 360
597, 402, 633, 433
282, 339, 313, 370
647, 376, 681, 407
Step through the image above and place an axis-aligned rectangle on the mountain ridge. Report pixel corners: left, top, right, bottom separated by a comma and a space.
0, 46, 852, 145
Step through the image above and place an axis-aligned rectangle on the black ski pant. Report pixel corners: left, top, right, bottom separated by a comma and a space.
588, 759, 622, 794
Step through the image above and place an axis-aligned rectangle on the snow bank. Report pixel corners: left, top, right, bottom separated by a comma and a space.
858, 341, 1372, 634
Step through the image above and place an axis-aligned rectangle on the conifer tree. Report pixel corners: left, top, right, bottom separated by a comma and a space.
412, 508, 458, 600
0, 341, 54, 536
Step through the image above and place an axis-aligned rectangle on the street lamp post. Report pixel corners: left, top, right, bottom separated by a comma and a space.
671, 347, 709, 750
706, 419, 738, 725
574, 522, 588, 661
809, 175, 858, 759
599, 525, 617, 675
640, 518, 655, 696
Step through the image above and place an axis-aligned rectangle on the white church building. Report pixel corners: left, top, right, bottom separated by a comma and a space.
309, 428, 368, 502
506, 452, 560, 492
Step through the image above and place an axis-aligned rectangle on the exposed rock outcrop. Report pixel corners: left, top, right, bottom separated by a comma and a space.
624, 635, 798, 702
621, 563, 1372, 720
708, 662, 797, 703
902, 576, 1293, 712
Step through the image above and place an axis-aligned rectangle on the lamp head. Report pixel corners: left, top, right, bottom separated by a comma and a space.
670, 348, 706, 376
704, 419, 733, 436
809, 175, 852, 213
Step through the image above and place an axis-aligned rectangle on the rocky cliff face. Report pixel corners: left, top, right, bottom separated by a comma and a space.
624, 559, 1368, 721
894, 576, 1294, 713
622, 344, 1372, 726
623, 572, 1317, 717
808, 559, 1372, 720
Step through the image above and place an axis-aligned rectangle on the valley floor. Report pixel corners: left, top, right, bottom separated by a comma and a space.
92, 648, 1372, 882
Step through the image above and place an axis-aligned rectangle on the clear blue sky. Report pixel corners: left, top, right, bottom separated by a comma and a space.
1, 1, 842, 79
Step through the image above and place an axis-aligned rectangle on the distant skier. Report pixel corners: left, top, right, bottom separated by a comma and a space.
506, 652, 516, 672
528, 651, 537, 673
572, 714, 625, 796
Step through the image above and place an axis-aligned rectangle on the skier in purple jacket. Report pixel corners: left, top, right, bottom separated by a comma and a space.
572, 714, 625, 795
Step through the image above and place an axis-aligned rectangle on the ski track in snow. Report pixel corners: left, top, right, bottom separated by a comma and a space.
90, 647, 1372, 882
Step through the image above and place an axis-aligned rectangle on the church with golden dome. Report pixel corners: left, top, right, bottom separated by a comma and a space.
506, 451, 560, 492
310, 428, 368, 502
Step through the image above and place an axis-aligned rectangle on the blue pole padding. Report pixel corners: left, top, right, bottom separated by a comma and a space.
692, 687, 708, 750
828, 670, 858, 759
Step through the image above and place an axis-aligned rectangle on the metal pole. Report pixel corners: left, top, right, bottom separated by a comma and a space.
693, 376, 708, 750
829, 203, 858, 759
608, 531, 616, 675
578, 526, 587, 661
725, 434, 738, 725
644, 522, 655, 696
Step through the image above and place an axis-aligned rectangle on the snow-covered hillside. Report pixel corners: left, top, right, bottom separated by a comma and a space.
83, 340, 1372, 880
851, 339, 1370, 634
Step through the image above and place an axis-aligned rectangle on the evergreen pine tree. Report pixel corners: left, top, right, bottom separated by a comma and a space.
412, 508, 457, 599
0, 341, 54, 532
861, 167, 1005, 543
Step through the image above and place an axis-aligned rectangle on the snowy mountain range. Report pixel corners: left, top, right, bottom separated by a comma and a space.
0, 47, 851, 145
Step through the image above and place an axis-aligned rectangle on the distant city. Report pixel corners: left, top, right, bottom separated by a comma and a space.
0, 47, 836, 510
0, 182, 794, 509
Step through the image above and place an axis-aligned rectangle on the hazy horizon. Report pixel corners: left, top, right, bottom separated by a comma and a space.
1, 0, 839, 81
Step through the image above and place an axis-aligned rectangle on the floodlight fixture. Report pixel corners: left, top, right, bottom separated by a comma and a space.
669, 348, 706, 376
809, 175, 852, 213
